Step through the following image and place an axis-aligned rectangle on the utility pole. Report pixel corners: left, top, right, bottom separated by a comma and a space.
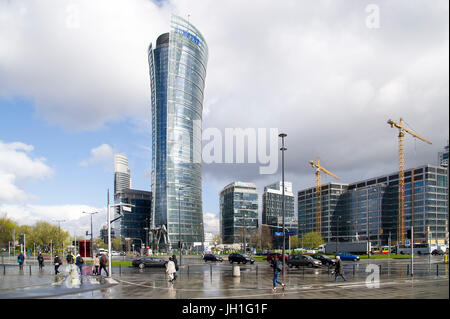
411, 226, 414, 276
279, 133, 287, 278
54, 219, 66, 255
83, 211, 99, 258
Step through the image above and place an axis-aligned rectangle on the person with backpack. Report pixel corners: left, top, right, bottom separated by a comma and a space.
99, 253, 108, 276
66, 251, 75, 264
37, 252, 44, 270
270, 254, 286, 292
171, 254, 179, 281
75, 254, 84, 275
17, 252, 25, 270
93, 254, 100, 276
53, 255, 62, 274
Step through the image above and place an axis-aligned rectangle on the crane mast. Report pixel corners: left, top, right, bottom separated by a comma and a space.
309, 158, 339, 234
387, 118, 432, 245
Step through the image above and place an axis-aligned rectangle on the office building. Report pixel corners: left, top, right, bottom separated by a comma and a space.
148, 14, 208, 249
298, 164, 448, 246
262, 181, 297, 249
114, 154, 131, 195
439, 141, 449, 167
114, 188, 152, 250
220, 182, 258, 245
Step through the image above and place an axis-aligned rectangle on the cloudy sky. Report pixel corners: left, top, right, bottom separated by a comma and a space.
0, 0, 448, 237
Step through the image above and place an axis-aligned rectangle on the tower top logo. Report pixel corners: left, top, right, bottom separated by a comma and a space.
174, 27, 200, 44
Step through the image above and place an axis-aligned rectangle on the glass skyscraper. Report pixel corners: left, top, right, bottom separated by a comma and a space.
148, 15, 208, 249
262, 181, 297, 249
220, 182, 258, 245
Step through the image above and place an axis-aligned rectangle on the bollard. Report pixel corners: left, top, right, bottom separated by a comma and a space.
328, 265, 330, 276
29, 265, 32, 276
232, 265, 240, 277
210, 264, 212, 278
3, 265, 5, 275
353, 264, 355, 277
119, 264, 121, 276
407, 264, 409, 276
436, 264, 438, 277
256, 265, 258, 278
303, 266, 305, 278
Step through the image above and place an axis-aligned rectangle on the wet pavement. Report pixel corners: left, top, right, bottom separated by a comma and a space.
1, 256, 448, 299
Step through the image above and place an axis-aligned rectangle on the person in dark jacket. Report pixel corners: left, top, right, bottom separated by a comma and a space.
171, 255, 179, 281
99, 253, 109, 276
53, 255, 62, 274
75, 254, 84, 275
334, 256, 347, 281
66, 251, 75, 264
37, 252, 44, 270
17, 252, 25, 270
270, 255, 286, 291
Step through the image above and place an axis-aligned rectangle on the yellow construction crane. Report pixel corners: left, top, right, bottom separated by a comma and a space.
387, 118, 432, 245
309, 158, 339, 234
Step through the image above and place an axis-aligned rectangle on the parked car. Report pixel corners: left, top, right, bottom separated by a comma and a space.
203, 254, 223, 262
336, 252, 360, 262
111, 251, 122, 256
228, 253, 255, 264
310, 254, 336, 266
132, 257, 168, 269
287, 254, 322, 268
431, 249, 445, 256
266, 252, 288, 262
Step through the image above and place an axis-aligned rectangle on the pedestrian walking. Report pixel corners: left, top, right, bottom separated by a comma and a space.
166, 257, 176, 283
99, 253, 109, 276
17, 252, 25, 271
37, 252, 44, 270
66, 251, 75, 264
270, 255, 286, 292
172, 254, 179, 281
93, 254, 100, 276
54, 255, 62, 274
334, 256, 347, 282
75, 254, 84, 275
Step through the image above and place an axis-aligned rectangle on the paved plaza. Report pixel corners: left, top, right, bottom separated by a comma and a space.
0, 256, 448, 299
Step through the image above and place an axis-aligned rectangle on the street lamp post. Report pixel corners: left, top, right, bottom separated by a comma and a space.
178, 186, 185, 267
279, 133, 287, 277
82, 211, 99, 258
107, 200, 135, 278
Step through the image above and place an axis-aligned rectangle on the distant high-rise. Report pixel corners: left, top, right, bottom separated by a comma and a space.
262, 181, 297, 249
220, 182, 258, 245
114, 154, 131, 195
439, 141, 449, 167
148, 15, 208, 249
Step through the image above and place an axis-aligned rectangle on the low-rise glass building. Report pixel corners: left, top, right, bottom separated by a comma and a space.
298, 164, 448, 246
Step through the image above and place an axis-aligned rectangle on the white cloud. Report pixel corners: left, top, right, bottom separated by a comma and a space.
0, 203, 107, 236
203, 212, 219, 234
0, 141, 53, 203
80, 143, 114, 168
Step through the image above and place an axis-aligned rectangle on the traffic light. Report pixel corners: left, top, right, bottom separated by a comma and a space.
406, 229, 411, 239
18, 234, 24, 245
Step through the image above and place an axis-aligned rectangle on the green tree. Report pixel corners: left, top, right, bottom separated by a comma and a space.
289, 236, 300, 249
94, 237, 106, 250
112, 237, 122, 251
0, 213, 18, 249
300, 232, 324, 249
212, 234, 221, 245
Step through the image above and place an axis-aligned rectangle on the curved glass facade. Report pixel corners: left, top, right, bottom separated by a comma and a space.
148, 15, 208, 247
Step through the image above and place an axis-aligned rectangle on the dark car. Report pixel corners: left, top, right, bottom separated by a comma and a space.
203, 254, 223, 262
431, 249, 445, 256
287, 254, 322, 268
311, 254, 336, 266
267, 252, 288, 262
132, 257, 168, 269
228, 253, 255, 264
